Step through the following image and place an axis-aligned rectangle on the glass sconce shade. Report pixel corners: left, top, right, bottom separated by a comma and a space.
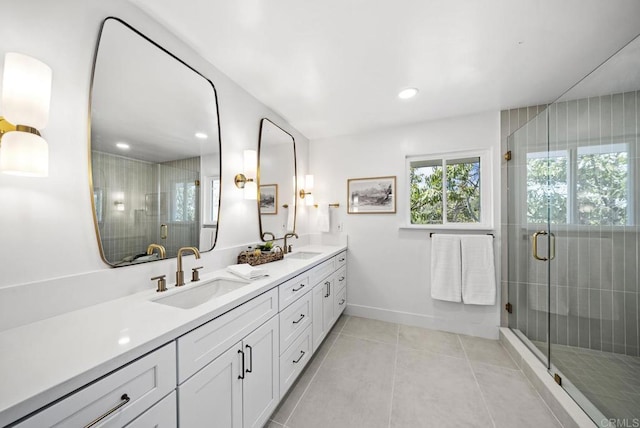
244, 180, 257, 200
243, 149, 257, 178
2, 53, 52, 129
0, 131, 48, 177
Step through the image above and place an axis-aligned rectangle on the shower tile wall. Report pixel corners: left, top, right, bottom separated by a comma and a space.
92, 153, 201, 263
502, 91, 640, 358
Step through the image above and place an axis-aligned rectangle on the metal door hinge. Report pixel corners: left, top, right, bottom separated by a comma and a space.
504, 151, 512, 161
505, 302, 513, 313
554, 373, 562, 386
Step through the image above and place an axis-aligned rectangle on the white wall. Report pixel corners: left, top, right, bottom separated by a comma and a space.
309, 111, 502, 338
0, 0, 309, 331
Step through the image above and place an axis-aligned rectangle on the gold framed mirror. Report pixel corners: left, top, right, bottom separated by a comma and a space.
89, 18, 221, 266
258, 118, 297, 241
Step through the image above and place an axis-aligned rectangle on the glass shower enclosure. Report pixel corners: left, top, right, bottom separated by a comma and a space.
507, 34, 640, 425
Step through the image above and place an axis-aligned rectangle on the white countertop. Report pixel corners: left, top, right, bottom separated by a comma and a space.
0, 244, 346, 426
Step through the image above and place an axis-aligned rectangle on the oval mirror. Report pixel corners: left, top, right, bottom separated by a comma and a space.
89, 18, 221, 266
258, 118, 297, 240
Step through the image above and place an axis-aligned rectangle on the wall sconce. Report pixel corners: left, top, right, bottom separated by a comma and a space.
234, 149, 257, 200
0, 53, 52, 177
298, 174, 314, 206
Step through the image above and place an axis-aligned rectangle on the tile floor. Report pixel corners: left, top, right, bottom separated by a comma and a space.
267, 316, 562, 428
533, 341, 640, 421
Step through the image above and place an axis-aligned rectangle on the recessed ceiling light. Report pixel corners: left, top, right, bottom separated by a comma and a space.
116, 142, 130, 150
398, 87, 419, 99
195, 132, 208, 139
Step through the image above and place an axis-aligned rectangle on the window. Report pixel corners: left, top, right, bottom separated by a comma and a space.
173, 181, 197, 222
407, 150, 492, 228
526, 143, 631, 226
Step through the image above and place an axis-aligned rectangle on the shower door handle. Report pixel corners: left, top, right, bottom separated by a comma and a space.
549, 232, 555, 261
532, 231, 548, 261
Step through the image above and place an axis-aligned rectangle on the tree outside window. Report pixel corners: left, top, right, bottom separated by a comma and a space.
409, 155, 484, 226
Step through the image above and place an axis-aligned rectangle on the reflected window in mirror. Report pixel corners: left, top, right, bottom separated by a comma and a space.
258, 119, 297, 241
89, 18, 221, 267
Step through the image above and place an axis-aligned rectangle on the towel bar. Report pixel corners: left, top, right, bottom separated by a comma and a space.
429, 232, 494, 238
313, 203, 340, 208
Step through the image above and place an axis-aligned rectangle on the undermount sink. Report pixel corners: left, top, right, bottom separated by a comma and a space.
287, 251, 322, 260
151, 277, 249, 309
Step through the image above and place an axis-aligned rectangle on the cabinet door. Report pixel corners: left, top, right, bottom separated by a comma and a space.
312, 281, 326, 352
242, 316, 279, 428
178, 343, 243, 428
124, 391, 177, 427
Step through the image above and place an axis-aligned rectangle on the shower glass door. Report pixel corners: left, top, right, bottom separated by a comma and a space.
507, 107, 551, 367
509, 32, 640, 426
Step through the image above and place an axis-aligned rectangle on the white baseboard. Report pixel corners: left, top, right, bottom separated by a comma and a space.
344, 303, 499, 339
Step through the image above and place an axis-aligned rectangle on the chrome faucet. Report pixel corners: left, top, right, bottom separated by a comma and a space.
283, 232, 298, 254
176, 246, 201, 286
146, 243, 166, 259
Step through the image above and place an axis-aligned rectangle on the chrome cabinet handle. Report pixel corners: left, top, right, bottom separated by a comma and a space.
338, 276, 345, 282
245, 344, 253, 373
293, 314, 305, 324
84, 394, 130, 428
324, 281, 330, 298
292, 284, 305, 292
293, 350, 305, 364
238, 349, 245, 379
339, 299, 345, 305
339, 257, 345, 262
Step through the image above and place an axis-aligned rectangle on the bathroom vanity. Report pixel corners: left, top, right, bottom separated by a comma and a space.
0, 245, 347, 428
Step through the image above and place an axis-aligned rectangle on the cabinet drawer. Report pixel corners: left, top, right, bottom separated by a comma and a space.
335, 251, 347, 269
177, 288, 278, 383
308, 258, 335, 286
16, 343, 176, 428
278, 274, 309, 310
279, 325, 312, 399
124, 390, 176, 427
334, 286, 347, 318
335, 266, 347, 294
279, 291, 312, 354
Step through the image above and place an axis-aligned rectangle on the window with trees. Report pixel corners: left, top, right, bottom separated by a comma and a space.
407, 150, 492, 228
526, 143, 632, 226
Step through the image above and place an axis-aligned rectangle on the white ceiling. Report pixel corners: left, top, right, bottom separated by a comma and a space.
129, 0, 640, 140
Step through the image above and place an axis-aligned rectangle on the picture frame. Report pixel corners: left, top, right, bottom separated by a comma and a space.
347, 176, 396, 214
259, 184, 278, 215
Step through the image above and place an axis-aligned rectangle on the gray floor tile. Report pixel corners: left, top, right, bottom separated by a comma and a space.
286, 335, 396, 428
271, 333, 339, 424
390, 347, 492, 428
333, 314, 349, 332
398, 324, 465, 358
340, 316, 398, 345
472, 362, 561, 428
460, 334, 518, 369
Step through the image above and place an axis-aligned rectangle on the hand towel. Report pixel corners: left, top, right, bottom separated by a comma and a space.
461, 235, 496, 305
317, 203, 330, 232
430, 235, 462, 302
227, 263, 268, 280
286, 204, 295, 232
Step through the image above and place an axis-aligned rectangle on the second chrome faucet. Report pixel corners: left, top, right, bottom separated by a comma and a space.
176, 246, 201, 286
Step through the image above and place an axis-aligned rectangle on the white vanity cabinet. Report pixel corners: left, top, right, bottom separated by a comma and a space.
15, 343, 176, 428
312, 251, 347, 352
177, 290, 280, 428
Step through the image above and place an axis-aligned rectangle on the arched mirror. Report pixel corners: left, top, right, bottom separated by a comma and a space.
258, 118, 297, 240
89, 18, 221, 266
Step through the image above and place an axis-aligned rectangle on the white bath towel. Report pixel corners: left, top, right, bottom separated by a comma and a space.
430, 235, 462, 302
286, 203, 295, 232
461, 235, 496, 305
227, 263, 268, 280
317, 203, 330, 232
